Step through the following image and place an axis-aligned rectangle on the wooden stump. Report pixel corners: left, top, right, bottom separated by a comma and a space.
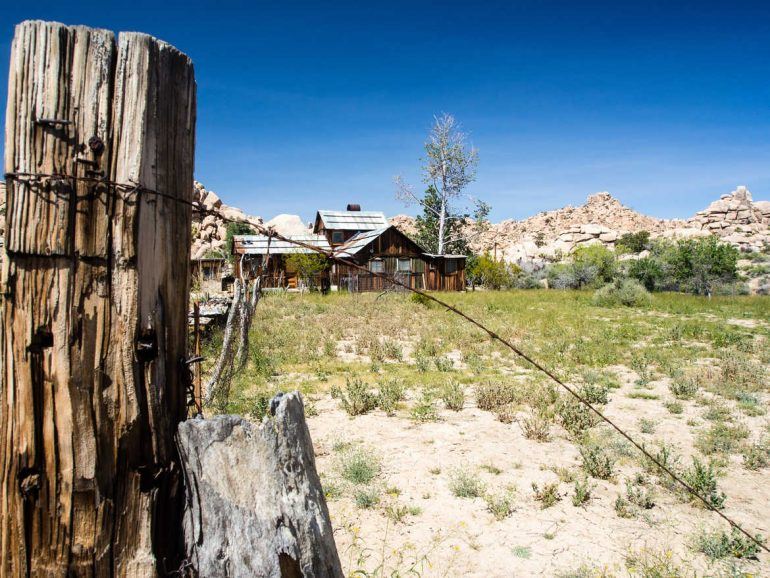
176, 393, 343, 577
1, 20, 195, 577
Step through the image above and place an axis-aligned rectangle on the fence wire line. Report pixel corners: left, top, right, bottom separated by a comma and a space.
4, 171, 768, 555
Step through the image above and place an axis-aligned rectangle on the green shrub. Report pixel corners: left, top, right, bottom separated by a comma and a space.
354, 487, 381, 509
695, 527, 764, 560
434, 356, 454, 372
695, 422, 749, 455
580, 381, 610, 405
617, 231, 651, 254
449, 468, 485, 498
475, 381, 519, 411
485, 490, 516, 520
572, 477, 593, 507
742, 441, 770, 470
558, 397, 600, 437
410, 392, 439, 422
580, 443, 615, 480
338, 447, 381, 485
669, 374, 700, 400
332, 378, 378, 416
440, 380, 465, 411
664, 400, 684, 414
532, 481, 561, 509
377, 379, 406, 415
628, 257, 663, 291
410, 291, 433, 307
682, 458, 725, 509
467, 254, 516, 289
520, 410, 551, 442
572, 244, 618, 284
666, 236, 740, 295
592, 279, 651, 308
624, 475, 655, 510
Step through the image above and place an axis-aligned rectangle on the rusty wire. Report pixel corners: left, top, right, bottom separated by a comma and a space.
3, 170, 768, 556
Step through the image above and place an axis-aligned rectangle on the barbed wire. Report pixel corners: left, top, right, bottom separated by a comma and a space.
4, 170, 768, 555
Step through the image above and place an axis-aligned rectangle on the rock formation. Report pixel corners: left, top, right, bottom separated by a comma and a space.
390, 186, 770, 265
266, 213, 312, 236
191, 180, 263, 260
683, 186, 770, 252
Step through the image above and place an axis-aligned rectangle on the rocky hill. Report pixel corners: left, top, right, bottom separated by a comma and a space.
390, 186, 770, 264
191, 181, 263, 260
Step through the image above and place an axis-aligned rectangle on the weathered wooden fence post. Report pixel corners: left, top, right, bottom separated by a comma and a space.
1, 20, 195, 576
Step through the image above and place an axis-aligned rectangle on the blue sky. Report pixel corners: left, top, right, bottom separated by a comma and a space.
1, 1, 769, 222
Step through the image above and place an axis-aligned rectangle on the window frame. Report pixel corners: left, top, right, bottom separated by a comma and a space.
445, 258, 458, 274
369, 259, 384, 273
331, 231, 345, 244
397, 258, 412, 272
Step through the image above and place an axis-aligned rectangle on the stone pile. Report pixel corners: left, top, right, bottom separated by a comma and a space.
683, 186, 770, 251
191, 180, 263, 260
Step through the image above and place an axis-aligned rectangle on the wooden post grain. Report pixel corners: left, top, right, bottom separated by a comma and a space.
1, 21, 195, 577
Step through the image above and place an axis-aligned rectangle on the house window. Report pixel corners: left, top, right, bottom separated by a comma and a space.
370, 259, 384, 273
331, 231, 344, 244
445, 259, 458, 274
397, 258, 411, 272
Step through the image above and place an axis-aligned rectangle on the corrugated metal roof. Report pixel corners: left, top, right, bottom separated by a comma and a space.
333, 226, 390, 257
317, 210, 388, 231
233, 234, 331, 255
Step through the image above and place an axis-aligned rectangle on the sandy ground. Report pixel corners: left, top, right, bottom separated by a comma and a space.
306, 370, 770, 577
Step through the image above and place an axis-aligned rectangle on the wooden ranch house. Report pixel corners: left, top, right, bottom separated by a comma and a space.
232, 233, 332, 289
232, 205, 466, 292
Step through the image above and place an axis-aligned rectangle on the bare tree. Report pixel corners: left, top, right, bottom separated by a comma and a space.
396, 113, 481, 255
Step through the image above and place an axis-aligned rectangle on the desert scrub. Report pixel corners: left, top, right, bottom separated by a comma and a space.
641, 441, 681, 479
433, 355, 454, 372
624, 474, 655, 511
410, 391, 439, 422
448, 467, 485, 498
572, 477, 593, 507
558, 396, 600, 437
475, 381, 520, 411
664, 400, 684, 414
519, 410, 551, 441
668, 372, 701, 400
493, 403, 517, 424
694, 527, 764, 560
624, 547, 688, 576
681, 457, 725, 509
338, 446, 381, 485
638, 417, 657, 434
532, 481, 561, 509
742, 440, 770, 470
579, 443, 615, 480
736, 392, 766, 416
354, 487, 381, 509
579, 381, 610, 405
484, 489, 516, 520
695, 421, 749, 455
592, 279, 651, 308
332, 377, 378, 416
440, 380, 465, 411
377, 378, 405, 415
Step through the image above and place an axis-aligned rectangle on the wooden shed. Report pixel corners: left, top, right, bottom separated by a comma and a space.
333, 226, 466, 292
232, 233, 332, 289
